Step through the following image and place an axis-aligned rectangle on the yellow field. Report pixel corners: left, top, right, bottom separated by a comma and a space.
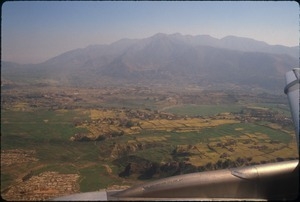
271, 147, 298, 158
266, 123, 282, 130
81, 109, 241, 138
11, 102, 30, 111
138, 118, 239, 132
177, 131, 297, 167
90, 109, 117, 120
76, 109, 297, 166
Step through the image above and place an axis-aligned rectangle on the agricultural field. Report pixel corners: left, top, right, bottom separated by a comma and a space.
1, 86, 298, 200
164, 104, 243, 116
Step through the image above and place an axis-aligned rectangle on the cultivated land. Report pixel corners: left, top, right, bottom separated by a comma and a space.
1, 84, 298, 200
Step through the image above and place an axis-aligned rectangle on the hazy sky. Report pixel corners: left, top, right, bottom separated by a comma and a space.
2, 1, 299, 64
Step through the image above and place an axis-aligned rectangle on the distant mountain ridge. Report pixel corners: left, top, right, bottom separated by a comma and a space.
1, 33, 299, 92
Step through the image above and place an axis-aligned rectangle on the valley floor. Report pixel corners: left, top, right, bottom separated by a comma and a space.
1, 85, 298, 200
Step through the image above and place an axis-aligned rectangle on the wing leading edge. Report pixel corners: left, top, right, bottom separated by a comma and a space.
284, 68, 299, 148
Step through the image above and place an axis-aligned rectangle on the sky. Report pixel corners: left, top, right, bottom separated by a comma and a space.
1, 1, 299, 64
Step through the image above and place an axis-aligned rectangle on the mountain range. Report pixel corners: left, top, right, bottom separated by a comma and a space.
1, 33, 299, 92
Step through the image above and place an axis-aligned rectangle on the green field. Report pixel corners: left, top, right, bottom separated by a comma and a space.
1, 110, 89, 150
252, 103, 292, 116
164, 104, 243, 116
1, 106, 297, 196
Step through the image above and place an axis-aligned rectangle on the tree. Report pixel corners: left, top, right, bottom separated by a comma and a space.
125, 120, 134, 128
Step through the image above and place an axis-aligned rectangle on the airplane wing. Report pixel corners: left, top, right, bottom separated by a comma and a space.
53, 69, 299, 201
284, 68, 299, 146
53, 159, 298, 201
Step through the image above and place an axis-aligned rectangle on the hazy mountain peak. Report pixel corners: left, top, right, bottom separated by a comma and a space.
221, 35, 269, 46
151, 32, 169, 38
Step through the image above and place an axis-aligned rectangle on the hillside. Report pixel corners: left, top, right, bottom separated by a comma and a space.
1, 33, 298, 92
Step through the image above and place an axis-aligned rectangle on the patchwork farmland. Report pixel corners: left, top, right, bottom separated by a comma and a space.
1, 85, 298, 200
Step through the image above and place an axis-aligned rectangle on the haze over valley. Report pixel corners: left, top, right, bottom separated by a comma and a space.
2, 33, 298, 92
